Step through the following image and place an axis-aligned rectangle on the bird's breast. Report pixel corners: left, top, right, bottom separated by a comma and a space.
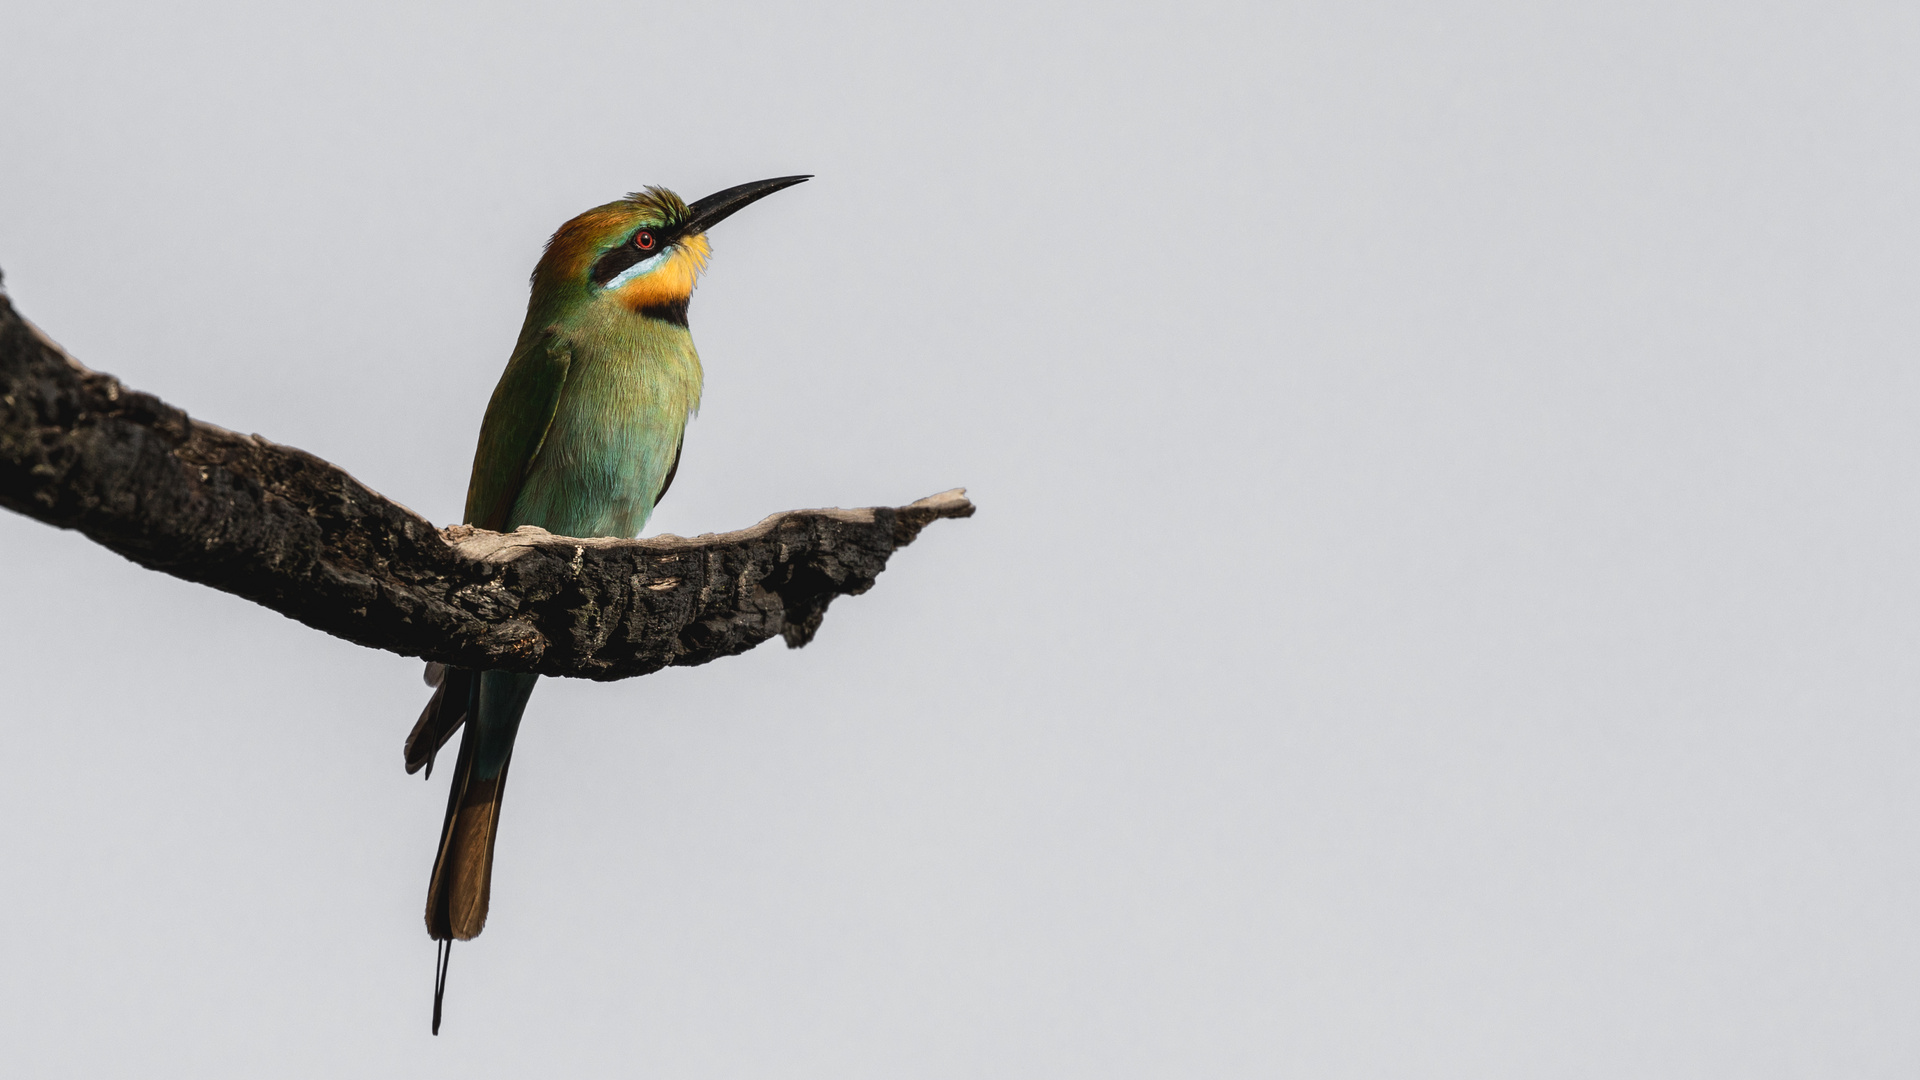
508, 327, 701, 539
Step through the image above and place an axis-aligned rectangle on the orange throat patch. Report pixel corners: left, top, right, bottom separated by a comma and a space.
611, 234, 710, 312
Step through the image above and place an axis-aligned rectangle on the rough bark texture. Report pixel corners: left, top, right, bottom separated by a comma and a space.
0, 276, 971, 680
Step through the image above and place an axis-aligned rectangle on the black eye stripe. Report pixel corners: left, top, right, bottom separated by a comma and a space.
588, 226, 681, 285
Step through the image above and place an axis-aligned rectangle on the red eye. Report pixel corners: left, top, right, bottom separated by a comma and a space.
634, 231, 656, 250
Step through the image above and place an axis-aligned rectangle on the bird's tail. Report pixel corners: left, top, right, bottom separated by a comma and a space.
418, 669, 537, 1034
425, 670, 538, 942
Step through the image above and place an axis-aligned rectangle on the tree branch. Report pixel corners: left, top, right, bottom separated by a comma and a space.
0, 275, 971, 680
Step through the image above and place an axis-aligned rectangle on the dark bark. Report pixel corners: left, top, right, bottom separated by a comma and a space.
0, 275, 971, 680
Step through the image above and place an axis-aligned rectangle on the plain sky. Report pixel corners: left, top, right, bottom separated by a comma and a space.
5, 1, 1920, 1076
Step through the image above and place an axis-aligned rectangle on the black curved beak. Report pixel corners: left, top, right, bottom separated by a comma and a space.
683, 175, 812, 234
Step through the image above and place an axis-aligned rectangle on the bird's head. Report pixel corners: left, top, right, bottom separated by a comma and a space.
533, 175, 810, 321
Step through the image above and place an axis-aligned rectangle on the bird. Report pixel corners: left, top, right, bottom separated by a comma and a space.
402, 175, 811, 1033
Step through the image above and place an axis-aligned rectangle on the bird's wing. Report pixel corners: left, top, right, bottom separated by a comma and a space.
404, 664, 472, 776
463, 331, 572, 531
652, 432, 685, 509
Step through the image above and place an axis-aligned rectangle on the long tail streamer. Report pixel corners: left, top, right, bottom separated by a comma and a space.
432, 940, 452, 1035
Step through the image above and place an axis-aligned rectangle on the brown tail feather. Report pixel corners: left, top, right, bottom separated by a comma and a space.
425, 725, 513, 941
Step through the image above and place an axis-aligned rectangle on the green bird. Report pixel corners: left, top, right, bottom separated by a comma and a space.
403, 175, 810, 1031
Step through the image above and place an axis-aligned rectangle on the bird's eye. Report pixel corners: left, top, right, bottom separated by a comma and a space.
633, 231, 656, 251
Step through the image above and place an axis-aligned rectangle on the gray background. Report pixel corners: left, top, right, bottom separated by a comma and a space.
3, 1, 1917, 1076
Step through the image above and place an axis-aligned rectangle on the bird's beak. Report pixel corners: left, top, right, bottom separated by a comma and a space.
683, 175, 812, 234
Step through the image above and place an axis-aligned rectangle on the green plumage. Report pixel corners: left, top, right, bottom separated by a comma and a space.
412, 178, 808, 994
466, 190, 703, 537
472, 319, 699, 540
